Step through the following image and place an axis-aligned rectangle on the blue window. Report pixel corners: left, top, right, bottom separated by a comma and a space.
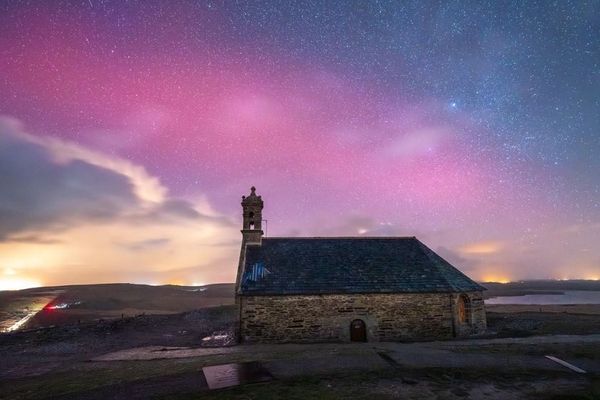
242, 262, 270, 286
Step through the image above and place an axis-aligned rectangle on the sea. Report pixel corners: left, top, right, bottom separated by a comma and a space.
485, 290, 600, 305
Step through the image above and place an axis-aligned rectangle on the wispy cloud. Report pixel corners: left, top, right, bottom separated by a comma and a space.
0, 117, 239, 289
458, 241, 504, 255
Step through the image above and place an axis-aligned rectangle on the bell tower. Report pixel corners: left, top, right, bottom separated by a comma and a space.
241, 186, 264, 245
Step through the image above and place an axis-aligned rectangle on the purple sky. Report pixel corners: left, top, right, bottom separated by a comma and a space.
1, 1, 598, 289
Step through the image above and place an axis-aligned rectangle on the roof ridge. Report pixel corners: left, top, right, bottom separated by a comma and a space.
263, 236, 417, 239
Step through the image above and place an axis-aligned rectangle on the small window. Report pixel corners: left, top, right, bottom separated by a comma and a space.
458, 294, 471, 324
241, 262, 270, 286
249, 212, 254, 218
249, 221, 255, 230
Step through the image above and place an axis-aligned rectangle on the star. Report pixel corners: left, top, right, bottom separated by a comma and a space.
0, 0, 597, 285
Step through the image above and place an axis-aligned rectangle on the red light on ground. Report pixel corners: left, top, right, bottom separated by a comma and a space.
44, 303, 69, 310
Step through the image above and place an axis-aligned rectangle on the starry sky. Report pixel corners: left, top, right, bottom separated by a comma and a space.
1, 1, 599, 289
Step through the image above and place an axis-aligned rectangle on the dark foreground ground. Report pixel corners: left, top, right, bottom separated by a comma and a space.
1, 281, 599, 399
1, 304, 599, 399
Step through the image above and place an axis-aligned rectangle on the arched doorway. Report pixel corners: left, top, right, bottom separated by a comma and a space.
457, 294, 471, 325
350, 319, 367, 342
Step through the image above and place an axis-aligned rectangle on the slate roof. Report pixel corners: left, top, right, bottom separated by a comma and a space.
239, 237, 485, 295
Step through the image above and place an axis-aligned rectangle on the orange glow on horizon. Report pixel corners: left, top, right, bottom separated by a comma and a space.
0, 278, 42, 291
459, 241, 503, 255
481, 278, 511, 284
480, 271, 511, 283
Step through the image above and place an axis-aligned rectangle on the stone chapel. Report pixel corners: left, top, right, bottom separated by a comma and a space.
235, 187, 486, 343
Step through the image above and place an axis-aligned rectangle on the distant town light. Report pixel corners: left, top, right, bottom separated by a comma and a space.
0, 278, 41, 291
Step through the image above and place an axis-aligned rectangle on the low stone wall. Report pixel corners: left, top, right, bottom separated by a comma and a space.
239, 292, 486, 343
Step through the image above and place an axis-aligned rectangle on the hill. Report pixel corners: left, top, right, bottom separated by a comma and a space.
0, 283, 235, 332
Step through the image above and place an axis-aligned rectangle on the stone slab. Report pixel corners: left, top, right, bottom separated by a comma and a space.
202, 361, 273, 390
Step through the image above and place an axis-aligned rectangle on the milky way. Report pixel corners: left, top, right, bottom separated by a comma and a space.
0, 1, 598, 287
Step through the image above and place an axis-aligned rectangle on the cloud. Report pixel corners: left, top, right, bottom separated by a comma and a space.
0, 117, 235, 239
118, 238, 171, 252
458, 241, 504, 255
435, 246, 479, 272
0, 117, 239, 288
386, 127, 448, 159
4, 235, 63, 245
8, 121, 166, 205
134, 199, 235, 226
0, 119, 140, 239
313, 215, 430, 238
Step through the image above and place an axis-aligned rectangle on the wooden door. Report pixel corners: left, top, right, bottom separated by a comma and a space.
350, 319, 367, 342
